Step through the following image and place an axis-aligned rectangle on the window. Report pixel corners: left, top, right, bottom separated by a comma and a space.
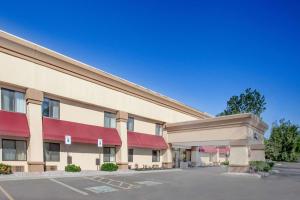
2, 139, 27, 161
104, 112, 116, 128
127, 117, 134, 131
1, 88, 25, 113
128, 149, 133, 162
152, 150, 160, 162
103, 147, 116, 162
42, 98, 60, 119
155, 124, 162, 136
44, 143, 60, 162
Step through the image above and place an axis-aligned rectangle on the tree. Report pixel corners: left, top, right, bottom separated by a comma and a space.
265, 119, 299, 162
218, 88, 266, 118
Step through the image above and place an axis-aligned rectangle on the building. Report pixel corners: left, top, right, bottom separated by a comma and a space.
0, 31, 268, 173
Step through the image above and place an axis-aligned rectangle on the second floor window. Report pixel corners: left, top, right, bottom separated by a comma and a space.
1, 88, 25, 113
104, 112, 116, 128
42, 98, 60, 119
127, 117, 134, 131
155, 124, 163, 136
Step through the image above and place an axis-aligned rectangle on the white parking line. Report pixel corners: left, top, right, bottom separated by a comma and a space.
0, 185, 15, 200
49, 179, 88, 196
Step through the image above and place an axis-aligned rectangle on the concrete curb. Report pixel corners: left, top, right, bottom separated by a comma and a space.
221, 172, 262, 178
0, 169, 182, 182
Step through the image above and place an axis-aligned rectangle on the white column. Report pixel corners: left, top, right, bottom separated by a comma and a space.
229, 139, 249, 173
162, 125, 172, 168
116, 111, 128, 170
26, 88, 44, 172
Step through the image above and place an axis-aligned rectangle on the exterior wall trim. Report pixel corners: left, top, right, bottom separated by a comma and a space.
0, 31, 210, 119
166, 114, 268, 133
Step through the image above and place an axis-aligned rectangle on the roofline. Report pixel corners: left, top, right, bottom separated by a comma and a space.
166, 113, 269, 133
0, 30, 211, 119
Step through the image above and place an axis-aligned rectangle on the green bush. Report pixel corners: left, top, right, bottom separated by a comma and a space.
101, 163, 118, 171
65, 164, 81, 172
0, 163, 12, 174
221, 160, 229, 166
249, 161, 273, 172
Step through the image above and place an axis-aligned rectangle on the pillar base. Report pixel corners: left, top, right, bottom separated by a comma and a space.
117, 162, 129, 170
228, 165, 249, 173
28, 161, 44, 172
162, 162, 173, 169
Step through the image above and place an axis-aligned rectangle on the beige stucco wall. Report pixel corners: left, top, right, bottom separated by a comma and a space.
59, 102, 104, 126
0, 52, 198, 123
229, 146, 249, 166
168, 126, 248, 144
128, 148, 162, 169
133, 117, 156, 135
250, 149, 265, 161
44, 143, 109, 171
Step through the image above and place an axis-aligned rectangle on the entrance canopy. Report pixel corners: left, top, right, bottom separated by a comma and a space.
167, 114, 268, 147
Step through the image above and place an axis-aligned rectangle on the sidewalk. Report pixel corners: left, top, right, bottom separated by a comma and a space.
0, 168, 182, 181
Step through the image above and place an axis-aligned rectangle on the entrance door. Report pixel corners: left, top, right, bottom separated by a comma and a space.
172, 149, 180, 168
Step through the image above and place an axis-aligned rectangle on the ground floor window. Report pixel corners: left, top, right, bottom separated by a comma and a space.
44, 142, 60, 162
2, 139, 27, 161
103, 147, 116, 162
152, 150, 160, 162
128, 149, 133, 162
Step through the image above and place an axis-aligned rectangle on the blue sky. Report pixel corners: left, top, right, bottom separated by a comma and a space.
0, 0, 299, 137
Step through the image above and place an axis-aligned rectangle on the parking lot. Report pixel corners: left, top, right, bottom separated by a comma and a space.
0, 166, 299, 200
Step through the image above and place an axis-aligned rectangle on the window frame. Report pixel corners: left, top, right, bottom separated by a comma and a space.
104, 112, 117, 128
44, 142, 60, 162
152, 150, 160, 162
103, 147, 116, 162
1, 88, 26, 113
42, 97, 60, 119
2, 139, 27, 161
155, 124, 163, 136
127, 117, 134, 131
128, 149, 134, 162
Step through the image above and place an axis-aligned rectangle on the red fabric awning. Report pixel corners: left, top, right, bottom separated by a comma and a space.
219, 146, 230, 154
43, 117, 121, 146
199, 146, 217, 153
199, 146, 230, 153
0, 110, 30, 137
127, 131, 168, 150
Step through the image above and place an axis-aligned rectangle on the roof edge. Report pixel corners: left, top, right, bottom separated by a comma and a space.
0, 30, 211, 119
166, 113, 269, 133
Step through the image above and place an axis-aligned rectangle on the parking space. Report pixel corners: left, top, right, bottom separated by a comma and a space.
0, 167, 299, 200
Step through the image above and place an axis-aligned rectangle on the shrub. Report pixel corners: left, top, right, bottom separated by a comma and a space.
101, 163, 118, 171
65, 164, 81, 172
221, 160, 229, 166
249, 161, 273, 172
0, 163, 12, 174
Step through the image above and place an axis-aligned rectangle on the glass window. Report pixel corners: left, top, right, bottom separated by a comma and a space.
127, 117, 134, 131
103, 147, 116, 162
42, 98, 60, 119
155, 124, 162, 136
104, 112, 116, 128
1, 88, 25, 113
128, 149, 133, 162
2, 139, 27, 161
152, 150, 160, 162
44, 143, 60, 162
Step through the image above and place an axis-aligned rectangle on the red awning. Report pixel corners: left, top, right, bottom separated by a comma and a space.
0, 110, 30, 137
219, 146, 230, 154
199, 146, 217, 153
127, 131, 168, 150
43, 117, 121, 146
199, 146, 230, 153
